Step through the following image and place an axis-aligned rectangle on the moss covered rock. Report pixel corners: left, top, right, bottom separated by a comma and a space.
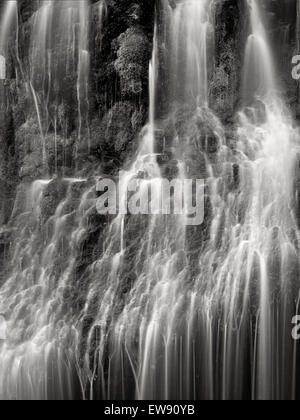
89, 101, 143, 169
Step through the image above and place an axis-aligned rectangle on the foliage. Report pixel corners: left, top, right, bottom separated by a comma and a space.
114, 27, 150, 96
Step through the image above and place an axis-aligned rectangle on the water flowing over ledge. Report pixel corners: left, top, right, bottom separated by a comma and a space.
0, 0, 299, 400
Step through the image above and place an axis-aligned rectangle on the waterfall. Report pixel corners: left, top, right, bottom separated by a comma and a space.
97, 0, 106, 46
23, 0, 92, 170
76, 0, 217, 401
77, 0, 90, 151
29, 0, 53, 158
77, 49, 90, 151
0, 177, 94, 400
0, 0, 299, 401
243, 0, 277, 103
0, 0, 17, 56
297, 0, 300, 51
30, 1, 53, 85
0, 0, 105, 399
169, 0, 214, 107
148, 24, 158, 156
0, 0, 17, 130
233, 0, 298, 400
0, 0, 18, 82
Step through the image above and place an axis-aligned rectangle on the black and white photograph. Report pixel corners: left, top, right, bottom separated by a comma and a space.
0, 0, 299, 403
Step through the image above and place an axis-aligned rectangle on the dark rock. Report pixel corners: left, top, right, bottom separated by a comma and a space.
40, 178, 69, 222
232, 163, 240, 189
89, 102, 140, 168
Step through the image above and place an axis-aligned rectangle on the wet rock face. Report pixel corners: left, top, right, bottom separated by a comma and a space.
18, 0, 39, 22
0, 228, 13, 267
16, 119, 43, 181
293, 153, 300, 229
154, 105, 225, 180
1, 0, 300, 401
40, 179, 69, 222
88, 101, 143, 170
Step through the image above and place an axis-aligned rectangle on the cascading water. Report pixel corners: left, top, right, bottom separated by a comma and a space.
0, 0, 299, 401
0, 0, 17, 55
243, 0, 277, 103
77, 0, 90, 152
0, 0, 20, 84
0, 177, 95, 400
169, 0, 214, 107
297, 0, 300, 51
0, 0, 105, 400
237, 0, 299, 400
24, 0, 91, 169
79, 0, 220, 400
81, 0, 299, 400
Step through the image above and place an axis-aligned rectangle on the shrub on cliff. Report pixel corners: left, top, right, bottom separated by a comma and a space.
114, 27, 150, 97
